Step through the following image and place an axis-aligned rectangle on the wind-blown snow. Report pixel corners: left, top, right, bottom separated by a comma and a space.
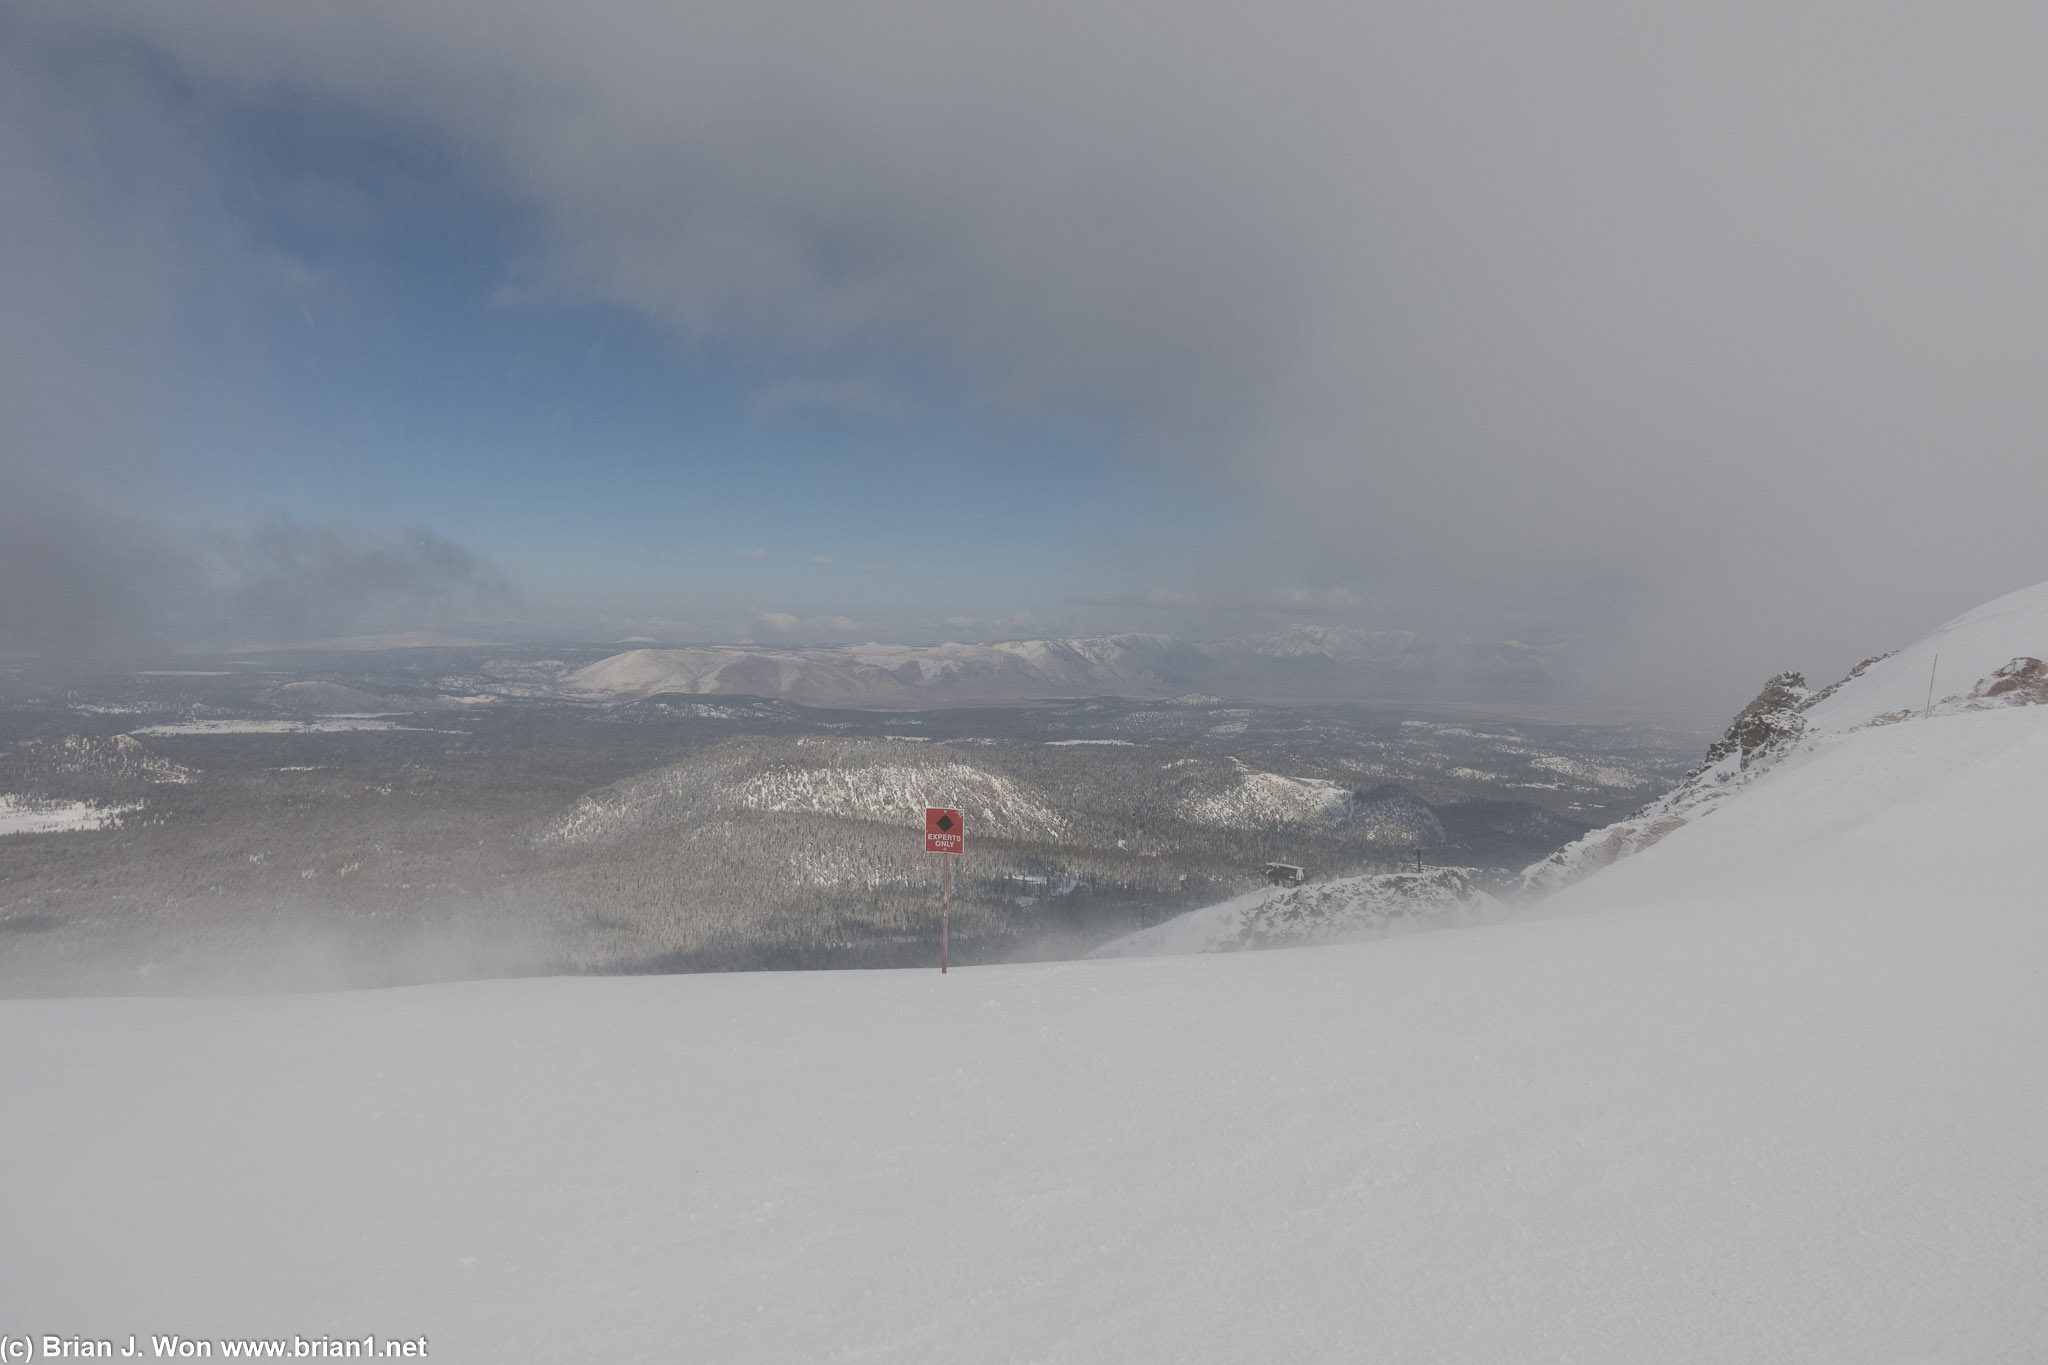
8, 588, 2048, 1360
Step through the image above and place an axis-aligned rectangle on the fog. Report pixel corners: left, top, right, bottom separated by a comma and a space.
0, 476, 518, 654
7, 4, 2048, 706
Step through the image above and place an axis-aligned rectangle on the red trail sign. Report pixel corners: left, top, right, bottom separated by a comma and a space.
925, 807, 964, 854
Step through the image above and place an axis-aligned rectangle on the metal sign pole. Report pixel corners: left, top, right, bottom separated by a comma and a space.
924, 806, 963, 975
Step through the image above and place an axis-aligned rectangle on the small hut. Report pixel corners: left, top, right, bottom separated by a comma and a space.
1262, 862, 1305, 887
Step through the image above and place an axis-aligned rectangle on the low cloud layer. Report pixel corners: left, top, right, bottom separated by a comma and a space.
0, 476, 516, 655
8, 5, 2048, 703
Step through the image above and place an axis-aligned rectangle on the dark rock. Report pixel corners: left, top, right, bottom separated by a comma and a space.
1701, 671, 1809, 771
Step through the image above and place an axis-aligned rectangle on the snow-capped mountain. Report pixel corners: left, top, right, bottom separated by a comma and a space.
554, 628, 1555, 708
562, 635, 1208, 707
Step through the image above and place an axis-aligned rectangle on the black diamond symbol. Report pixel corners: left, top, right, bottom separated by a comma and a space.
936, 814, 955, 833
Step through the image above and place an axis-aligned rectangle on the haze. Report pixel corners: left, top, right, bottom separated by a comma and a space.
6, 2, 2046, 712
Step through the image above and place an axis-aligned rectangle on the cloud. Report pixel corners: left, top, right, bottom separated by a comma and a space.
809, 555, 834, 566
218, 517, 516, 646
754, 380, 896, 418
733, 548, 765, 559
940, 611, 1039, 638
0, 475, 517, 656
16, 4, 2048, 703
1066, 587, 1361, 616
595, 614, 719, 642
745, 608, 860, 638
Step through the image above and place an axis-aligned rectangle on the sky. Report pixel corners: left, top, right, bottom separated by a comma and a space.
4, 2, 2047, 712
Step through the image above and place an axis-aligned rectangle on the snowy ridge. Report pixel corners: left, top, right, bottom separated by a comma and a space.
538, 741, 1071, 848
1802, 579, 2048, 733
564, 636, 1209, 708
734, 761, 1069, 842
555, 626, 1561, 708
1093, 866, 1497, 957
1522, 580, 2048, 898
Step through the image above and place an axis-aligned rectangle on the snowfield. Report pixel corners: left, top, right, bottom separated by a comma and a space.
0, 794, 139, 835
7, 586, 2048, 1361
131, 718, 423, 735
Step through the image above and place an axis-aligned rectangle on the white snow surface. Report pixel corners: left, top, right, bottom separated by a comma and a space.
1523, 580, 2048, 898
11, 592, 2048, 1360
1802, 577, 2048, 733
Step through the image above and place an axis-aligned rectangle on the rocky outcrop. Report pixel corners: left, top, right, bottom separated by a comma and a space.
1521, 670, 1814, 899
1973, 656, 2048, 705
1700, 671, 1809, 770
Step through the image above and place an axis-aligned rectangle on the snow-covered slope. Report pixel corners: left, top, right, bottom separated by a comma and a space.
1801, 578, 2048, 732
8, 587, 2048, 1361
1093, 866, 1497, 957
537, 740, 1074, 849
1523, 580, 2048, 896
1170, 765, 1352, 828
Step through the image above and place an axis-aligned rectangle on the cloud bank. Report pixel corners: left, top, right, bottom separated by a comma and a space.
9, 3, 2048, 701
0, 478, 516, 656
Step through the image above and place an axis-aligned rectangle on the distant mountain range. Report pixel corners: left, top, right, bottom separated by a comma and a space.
562, 627, 1561, 709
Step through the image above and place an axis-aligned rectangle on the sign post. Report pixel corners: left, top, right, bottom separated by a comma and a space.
925, 807, 964, 973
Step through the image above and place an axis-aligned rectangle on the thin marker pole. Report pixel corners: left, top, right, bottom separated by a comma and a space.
941, 850, 950, 974
1925, 652, 1940, 719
